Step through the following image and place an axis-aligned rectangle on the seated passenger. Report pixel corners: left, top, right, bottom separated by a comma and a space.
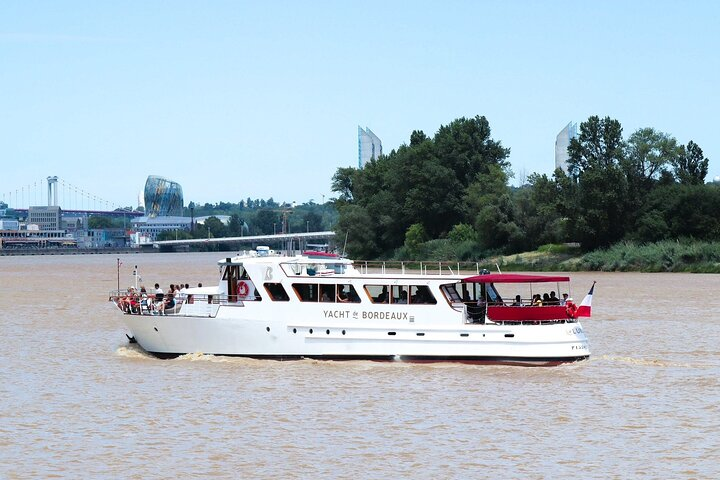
396, 290, 408, 304
376, 286, 388, 304
511, 295, 522, 306
548, 291, 560, 305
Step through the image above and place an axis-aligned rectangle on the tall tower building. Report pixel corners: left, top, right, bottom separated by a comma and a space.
555, 122, 578, 173
358, 126, 383, 168
143, 175, 184, 217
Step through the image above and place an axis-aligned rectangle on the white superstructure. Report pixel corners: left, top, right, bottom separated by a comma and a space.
111, 252, 591, 366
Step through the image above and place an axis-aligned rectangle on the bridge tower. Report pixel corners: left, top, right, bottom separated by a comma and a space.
47, 176, 58, 207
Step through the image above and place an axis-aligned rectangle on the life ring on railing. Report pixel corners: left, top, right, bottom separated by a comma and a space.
237, 280, 250, 298
565, 301, 578, 319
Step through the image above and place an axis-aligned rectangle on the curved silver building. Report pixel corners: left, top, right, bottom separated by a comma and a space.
144, 175, 183, 218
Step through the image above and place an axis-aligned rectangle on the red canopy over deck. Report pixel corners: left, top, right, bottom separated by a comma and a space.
463, 273, 570, 283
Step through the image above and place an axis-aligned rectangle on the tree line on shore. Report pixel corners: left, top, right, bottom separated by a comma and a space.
331, 115, 719, 265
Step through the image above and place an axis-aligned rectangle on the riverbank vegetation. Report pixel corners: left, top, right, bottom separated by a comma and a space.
332, 115, 719, 272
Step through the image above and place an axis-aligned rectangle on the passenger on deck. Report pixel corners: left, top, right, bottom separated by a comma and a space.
548, 291, 560, 305
139, 286, 152, 313
542, 293, 551, 304
532, 294, 543, 306
161, 290, 175, 314
396, 290, 408, 304
560, 293, 569, 306
511, 294, 522, 306
376, 286, 388, 303
153, 283, 164, 308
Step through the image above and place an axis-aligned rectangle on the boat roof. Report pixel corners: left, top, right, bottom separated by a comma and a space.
463, 273, 570, 283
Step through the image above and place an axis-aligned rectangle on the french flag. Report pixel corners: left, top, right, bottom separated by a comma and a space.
576, 281, 595, 317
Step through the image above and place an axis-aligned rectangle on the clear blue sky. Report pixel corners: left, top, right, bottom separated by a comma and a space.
2, 1, 719, 210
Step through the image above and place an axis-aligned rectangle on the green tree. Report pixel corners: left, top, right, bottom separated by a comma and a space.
334, 204, 379, 258
448, 223, 476, 243
228, 214, 245, 236
567, 116, 629, 250
88, 216, 114, 229
254, 209, 280, 235
404, 223, 428, 254
203, 216, 226, 238
331, 167, 356, 203
674, 140, 709, 185
465, 165, 523, 251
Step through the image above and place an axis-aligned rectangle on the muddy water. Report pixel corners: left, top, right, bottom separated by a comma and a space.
1, 253, 719, 479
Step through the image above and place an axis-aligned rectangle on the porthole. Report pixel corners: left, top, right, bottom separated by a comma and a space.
416, 332, 425, 336
460, 333, 469, 337
388, 332, 397, 336
342, 330, 346, 335
326, 329, 330, 335
309, 328, 313, 334
293, 328, 297, 334
266, 327, 270, 332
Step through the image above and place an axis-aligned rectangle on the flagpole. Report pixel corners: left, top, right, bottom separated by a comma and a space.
117, 258, 120, 292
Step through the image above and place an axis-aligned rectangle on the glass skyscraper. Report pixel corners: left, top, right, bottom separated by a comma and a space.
555, 122, 578, 173
143, 175, 183, 217
358, 126, 383, 168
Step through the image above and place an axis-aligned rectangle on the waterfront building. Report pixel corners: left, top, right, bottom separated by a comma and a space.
144, 175, 184, 217
0, 219, 19, 230
28, 206, 61, 231
358, 126, 383, 168
555, 122, 578, 173
130, 215, 192, 242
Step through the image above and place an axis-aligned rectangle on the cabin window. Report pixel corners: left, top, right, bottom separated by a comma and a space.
320, 284, 335, 302
441, 282, 501, 305
366, 285, 390, 304
292, 283, 318, 302
409, 285, 436, 304
365, 284, 436, 305
264, 283, 289, 301
292, 283, 362, 303
336, 284, 361, 303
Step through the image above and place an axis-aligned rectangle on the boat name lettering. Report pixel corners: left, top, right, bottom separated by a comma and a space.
571, 343, 589, 350
362, 311, 408, 320
566, 327, 583, 335
322, 310, 409, 320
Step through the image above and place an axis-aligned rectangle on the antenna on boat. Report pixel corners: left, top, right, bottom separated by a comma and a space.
496, 263, 502, 274
342, 231, 349, 257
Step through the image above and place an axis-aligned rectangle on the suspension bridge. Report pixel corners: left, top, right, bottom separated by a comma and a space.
2, 176, 134, 214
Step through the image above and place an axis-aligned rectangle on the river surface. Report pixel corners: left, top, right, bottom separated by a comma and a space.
1, 252, 719, 479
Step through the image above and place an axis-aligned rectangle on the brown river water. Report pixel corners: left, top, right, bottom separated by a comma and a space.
1, 252, 719, 479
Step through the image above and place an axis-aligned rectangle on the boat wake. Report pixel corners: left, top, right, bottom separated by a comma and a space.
115, 344, 156, 360
597, 355, 697, 368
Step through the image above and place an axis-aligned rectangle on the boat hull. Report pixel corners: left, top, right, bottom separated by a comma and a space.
120, 305, 590, 366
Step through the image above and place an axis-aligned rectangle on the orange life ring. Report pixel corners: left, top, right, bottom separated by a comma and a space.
566, 302, 578, 318
237, 280, 249, 297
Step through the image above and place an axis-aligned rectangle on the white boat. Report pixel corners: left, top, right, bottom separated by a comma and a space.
110, 251, 593, 366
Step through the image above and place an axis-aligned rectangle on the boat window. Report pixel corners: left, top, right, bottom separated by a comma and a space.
409, 285, 436, 304
441, 282, 482, 303
264, 283, 289, 301
365, 284, 435, 305
365, 285, 390, 304
336, 284, 361, 303
320, 284, 335, 302
442, 282, 503, 305
292, 283, 318, 302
